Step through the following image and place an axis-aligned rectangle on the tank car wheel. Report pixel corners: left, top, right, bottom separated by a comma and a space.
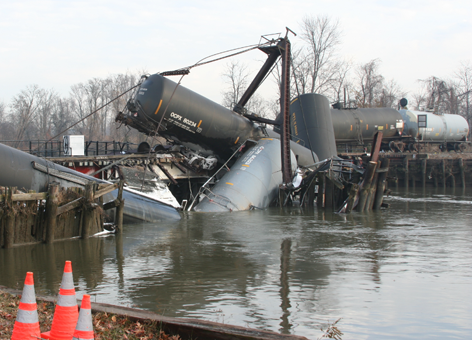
455, 143, 467, 152
408, 143, 417, 152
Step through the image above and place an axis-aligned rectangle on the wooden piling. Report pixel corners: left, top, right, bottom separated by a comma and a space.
441, 160, 446, 189
421, 159, 427, 189
404, 158, 409, 189
324, 175, 335, 210
317, 173, 325, 208
366, 164, 380, 211
346, 183, 359, 213
459, 158, 466, 189
356, 161, 377, 212
45, 183, 59, 244
373, 158, 389, 210
115, 180, 125, 233
82, 182, 94, 238
1, 181, 116, 246
0, 206, 4, 247
305, 178, 316, 207
4, 188, 15, 248
449, 172, 455, 188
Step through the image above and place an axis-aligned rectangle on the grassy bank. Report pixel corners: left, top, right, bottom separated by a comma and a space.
0, 290, 180, 339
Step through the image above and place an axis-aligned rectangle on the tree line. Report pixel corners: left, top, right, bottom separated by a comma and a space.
221, 16, 472, 138
1, 15, 471, 145
0, 73, 145, 145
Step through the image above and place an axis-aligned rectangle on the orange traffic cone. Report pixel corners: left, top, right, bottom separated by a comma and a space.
72, 295, 94, 340
41, 261, 79, 340
11, 272, 41, 340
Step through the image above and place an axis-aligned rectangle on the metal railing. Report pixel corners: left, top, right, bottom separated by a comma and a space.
0, 140, 138, 157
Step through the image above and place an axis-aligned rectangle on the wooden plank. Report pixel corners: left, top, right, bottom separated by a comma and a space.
12, 192, 47, 202
156, 163, 178, 185
103, 199, 120, 210
56, 197, 84, 216
370, 131, 383, 163
93, 182, 119, 199
45, 184, 59, 244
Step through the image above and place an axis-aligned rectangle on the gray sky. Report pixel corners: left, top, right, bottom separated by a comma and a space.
1, 0, 471, 106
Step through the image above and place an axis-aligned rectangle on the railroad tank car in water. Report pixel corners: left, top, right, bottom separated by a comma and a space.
289, 93, 337, 161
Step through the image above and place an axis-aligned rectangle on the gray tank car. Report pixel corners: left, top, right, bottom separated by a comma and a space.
194, 138, 297, 212
399, 109, 469, 142
331, 107, 404, 143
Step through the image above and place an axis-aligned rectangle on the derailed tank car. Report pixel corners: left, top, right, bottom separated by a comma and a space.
119, 73, 265, 161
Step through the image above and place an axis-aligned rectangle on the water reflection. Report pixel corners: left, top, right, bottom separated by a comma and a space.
1, 188, 471, 339
0, 237, 108, 295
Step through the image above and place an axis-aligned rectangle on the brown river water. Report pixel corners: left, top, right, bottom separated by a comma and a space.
1, 187, 471, 339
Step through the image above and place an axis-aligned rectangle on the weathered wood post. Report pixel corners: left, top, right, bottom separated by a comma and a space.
373, 159, 390, 210
4, 187, 15, 248
324, 174, 335, 210
449, 171, 456, 188
345, 183, 359, 213
317, 173, 325, 208
404, 158, 409, 190
441, 160, 446, 190
115, 180, 125, 233
366, 164, 381, 211
0, 205, 4, 247
421, 159, 427, 189
357, 161, 377, 212
459, 158, 466, 189
82, 182, 94, 238
305, 179, 316, 207
45, 183, 59, 244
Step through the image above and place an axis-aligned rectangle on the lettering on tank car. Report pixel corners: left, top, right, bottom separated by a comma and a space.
138, 88, 148, 96
291, 112, 298, 135
183, 118, 197, 127
170, 112, 182, 120
242, 146, 264, 166
167, 112, 202, 133
167, 119, 196, 133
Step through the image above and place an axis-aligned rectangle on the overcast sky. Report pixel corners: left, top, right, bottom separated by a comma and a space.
1, 0, 471, 106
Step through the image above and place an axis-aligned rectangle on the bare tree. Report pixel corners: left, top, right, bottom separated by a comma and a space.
354, 59, 384, 108
454, 61, 472, 138
328, 59, 352, 105
70, 78, 110, 139
221, 61, 249, 109
36, 89, 61, 139
108, 72, 143, 143
221, 61, 272, 118
50, 97, 77, 137
410, 87, 428, 111
378, 79, 405, 108
293, 15, 342, 96
418, 76, 452, 113
9, 85, 44, 145
0, 102, 5, 125
0, 101, 13, 140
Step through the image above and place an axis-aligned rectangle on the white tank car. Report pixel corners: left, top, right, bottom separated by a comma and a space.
398, 109, 469, 142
